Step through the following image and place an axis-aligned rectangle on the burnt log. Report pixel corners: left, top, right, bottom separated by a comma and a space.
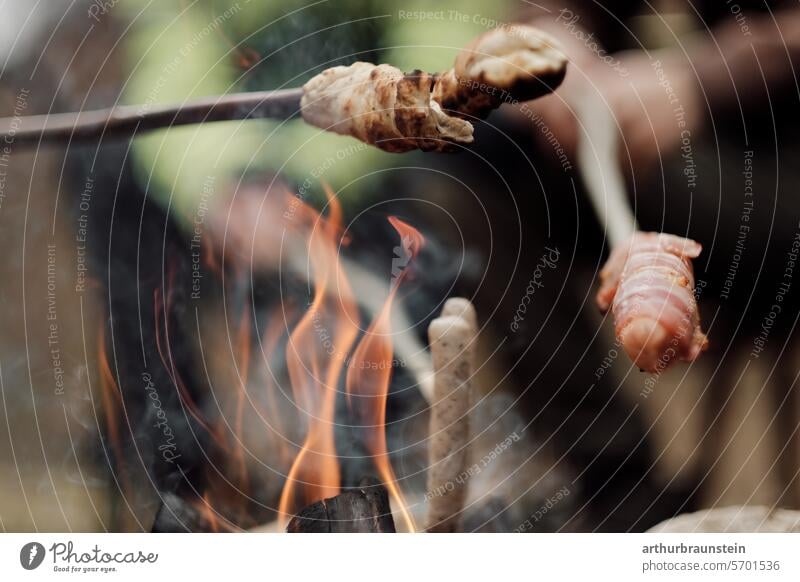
286, 478, 396, 533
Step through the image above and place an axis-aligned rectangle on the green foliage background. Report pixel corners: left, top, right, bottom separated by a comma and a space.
119, 0, 511, 220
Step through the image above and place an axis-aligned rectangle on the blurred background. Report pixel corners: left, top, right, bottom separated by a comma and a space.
0, 0, 798, 532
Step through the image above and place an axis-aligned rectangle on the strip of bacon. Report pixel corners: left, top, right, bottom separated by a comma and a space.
597, 232, 708, 373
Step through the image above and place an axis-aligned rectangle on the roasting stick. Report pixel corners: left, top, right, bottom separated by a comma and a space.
0, 88, 304, 146
0, 25, 566, 149
574, 92, 638, 247
575, 93, 708, 372
425, 298, 477, 533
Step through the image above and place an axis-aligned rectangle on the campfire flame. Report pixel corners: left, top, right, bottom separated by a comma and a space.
276, 189, 422, 532
258, 311, 296, 468
233, 306, 252, 488
344, 217, 423, 532
130, 183, 422, 532
277, 186, 361, 523
97, 324, 130, 497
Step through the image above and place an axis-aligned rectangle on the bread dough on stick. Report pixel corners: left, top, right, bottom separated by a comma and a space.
301, 25, 566, 152
434, 25, 567, 119
426, 299, 478, 532
301, 63, 472, 152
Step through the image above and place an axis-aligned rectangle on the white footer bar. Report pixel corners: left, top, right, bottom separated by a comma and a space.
1, 533, 797, 581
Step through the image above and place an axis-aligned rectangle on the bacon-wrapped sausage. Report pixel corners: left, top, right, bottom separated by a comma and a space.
597, 232, 708, 373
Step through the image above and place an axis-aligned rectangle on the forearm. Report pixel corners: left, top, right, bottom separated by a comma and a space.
691, 7, 800, 119
517, 0, 638, 56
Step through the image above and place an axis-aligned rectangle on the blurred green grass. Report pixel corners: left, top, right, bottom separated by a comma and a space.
121, 0, 513, 219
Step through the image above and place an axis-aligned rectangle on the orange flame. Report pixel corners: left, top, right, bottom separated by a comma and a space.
277, 186, 360, 523
154, 262, 226, 450
170, 182, 424, 531
201, 493, 220, 533
344, 216, 423, 532
259, 309, 295, 467
233, 306, 252, 488
195, 490, 237, 533
97, 324, 129, 496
